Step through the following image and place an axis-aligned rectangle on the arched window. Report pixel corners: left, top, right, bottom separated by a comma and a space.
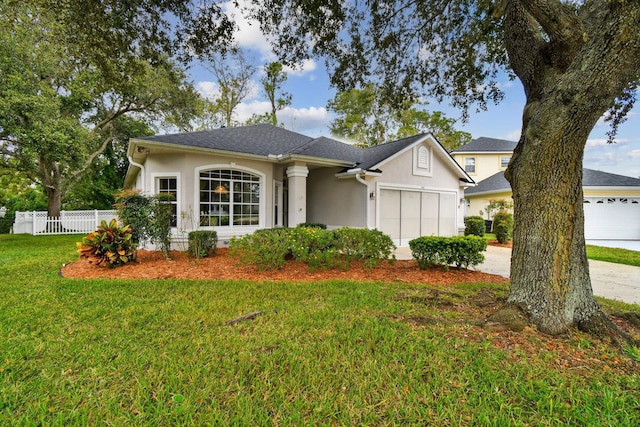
199, 169, 260, 227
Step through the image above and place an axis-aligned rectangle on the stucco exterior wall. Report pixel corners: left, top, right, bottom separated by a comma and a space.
307, 167, 366, 228
370, 142, 468, 235
452, 152, 511, 182
140, 151, 277, 244
466, 192, 514, 222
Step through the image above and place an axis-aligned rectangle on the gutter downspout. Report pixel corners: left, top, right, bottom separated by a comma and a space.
354, 172, 369, 228
127, 155, 146, 193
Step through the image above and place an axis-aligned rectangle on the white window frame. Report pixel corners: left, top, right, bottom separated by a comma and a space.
194, 164, 266, 230
273, 180, 283, 227
500, 156, 511, 169
464, 157, 476, 174
152, 173, 181, 228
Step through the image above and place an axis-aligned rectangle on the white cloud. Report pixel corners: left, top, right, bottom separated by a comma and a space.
283, 58, 318, 77
219, 1, 317, 78
196, 81, 220, 100
586, 138, 628, 149
279, 106, 330, 135
235, 100, 272, 122
628, 149, 640, 159
221, 1, 272, 58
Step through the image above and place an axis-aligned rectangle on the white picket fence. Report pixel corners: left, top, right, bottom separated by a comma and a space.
13, 210, 118, 235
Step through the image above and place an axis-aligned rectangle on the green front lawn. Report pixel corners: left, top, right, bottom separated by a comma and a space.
586, 245, 640, 267
484, 233, 640, 267
1, 234, 638, 425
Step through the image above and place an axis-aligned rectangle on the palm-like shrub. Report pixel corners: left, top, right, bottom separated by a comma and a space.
76, 219, 136, 268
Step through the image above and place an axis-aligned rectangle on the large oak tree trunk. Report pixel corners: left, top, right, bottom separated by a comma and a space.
505, 103, 601, 335
40, 156, 63, 218
499, 0, 640, 338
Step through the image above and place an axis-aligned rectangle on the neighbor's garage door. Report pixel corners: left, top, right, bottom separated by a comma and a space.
583, 197, 640, 240
379, 189, 457, 246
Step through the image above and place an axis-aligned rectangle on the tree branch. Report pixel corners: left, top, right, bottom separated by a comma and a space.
519, 0, 583, 47
503, 1, 546, 98
65, 130, 115, 185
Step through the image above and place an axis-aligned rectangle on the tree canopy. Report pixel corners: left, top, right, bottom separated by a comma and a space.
0, 1, 205, 216
246, 0, 640, 337
328, 84, 471, 149
197, 50, 257, 129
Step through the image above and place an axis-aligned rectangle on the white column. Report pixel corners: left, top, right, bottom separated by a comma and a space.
286, 164, 309, 227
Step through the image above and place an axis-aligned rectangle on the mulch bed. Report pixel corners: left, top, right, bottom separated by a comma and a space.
61, 248, 510, 285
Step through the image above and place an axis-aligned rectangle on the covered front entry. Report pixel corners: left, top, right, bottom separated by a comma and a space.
583, 197, 640, 240
379, 188, 457, 246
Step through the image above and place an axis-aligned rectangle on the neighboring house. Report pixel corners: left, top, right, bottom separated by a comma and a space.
451, 137, 515, 182
124, 124, 475, 247
452, 137, 640, 240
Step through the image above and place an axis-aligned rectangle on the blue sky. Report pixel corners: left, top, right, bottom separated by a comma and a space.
187, 1, 640, 178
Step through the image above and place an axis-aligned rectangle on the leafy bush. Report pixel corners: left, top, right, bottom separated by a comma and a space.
333, 227, 396, 268
409, 236, 487, 270
188, 230, 218, 258
114, 190, 175, 259
464, 216, 486, 237
230, 227, 396, 271
296, 222, 327, 229
493, 210, 514, 244
149, 193, 174, 260
0, 186, 48, 234
230, 228, 292, 270
113, 190, 153, 244
288, 227, 340, 271
76, 219, 136, 268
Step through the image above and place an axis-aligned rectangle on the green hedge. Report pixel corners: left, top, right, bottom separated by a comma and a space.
188, 230, 218, 258
230, 227, 396, 271
408, 236, 487, 270
464, 216, 486, 237
493, 211, 514, 244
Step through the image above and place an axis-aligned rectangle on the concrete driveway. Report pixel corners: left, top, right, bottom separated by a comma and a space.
394, 245, 640, 305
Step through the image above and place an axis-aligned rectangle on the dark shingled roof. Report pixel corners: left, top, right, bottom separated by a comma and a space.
136, 125, 441, 171
292, 136, 362, 164
452, 137, 517, 153
135, 125, 474, 182
466, 169, 640, 195
357, 134, 426, 171
137, 124, 314, 157
583, 169, 640, 187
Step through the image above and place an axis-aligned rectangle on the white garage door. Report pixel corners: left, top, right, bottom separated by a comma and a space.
583, 197, 640, 240
379, 189, 457, 246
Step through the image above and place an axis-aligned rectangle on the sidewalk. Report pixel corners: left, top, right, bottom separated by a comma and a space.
394, 245, 640, 305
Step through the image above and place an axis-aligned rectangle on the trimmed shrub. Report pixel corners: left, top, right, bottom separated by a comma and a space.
296, 222, 327, 229
76, 219, 136, 268
230, 227, 396, 271
333, 227, 396, 268
230, 228, 291, 270
493, 210, 514, 244
409, 235, 487, 270
188, 230, 218, 258
464, 216, 486, 237
288, 226, 339, 271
